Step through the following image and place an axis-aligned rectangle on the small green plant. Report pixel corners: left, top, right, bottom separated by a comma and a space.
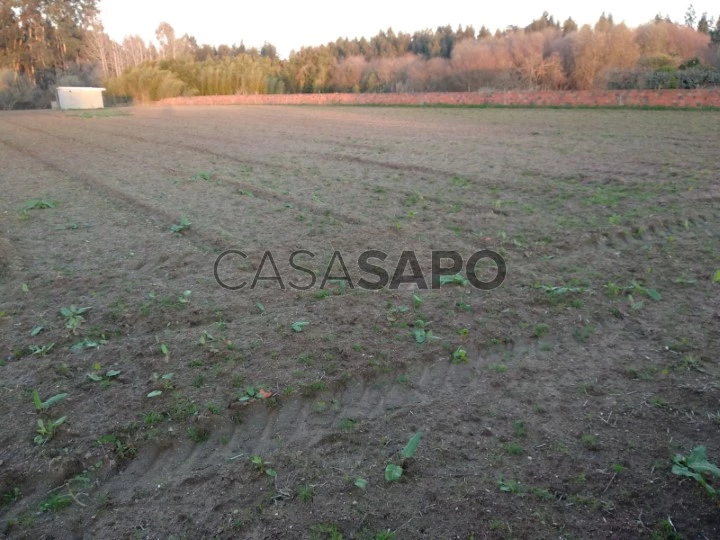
672, 446, 720, 497
412, 320, 437, 344
297, 485, 315, 502
450, 347, 468, 364
628, 280, 661, 301
531, 487, 553, 500
489, 363, 508, 373
513, 421, 527, 438
291, 321, 309, 332
39, 492, 72, 512
338, 418, 358, 430
534, 283, 587, 295
29, 343, 55, 356
22, 199, 56, 211
354, 477, 367, 490
505, 442, 524, 455
177, 290, 192, 304
573, 324, 594, 342
147, 373, 173, 398
32, 390, 68, 411
198, 331, 214, 345
34, 416, 66, 445
187, 426, 210, 443
498, 477, 524, 495
60, 305, 91, 333
144, 411, 163, 425
251, 455, 277, 478
651, 519, 683, 540
70, 338, 108, 351
97, 434, 137, 460
86, 369, 121, 387
238, 385, 273, 402
452, 175, 469, 187
153, 372, 174, 388
2, 487, 22, 506
439, 274, 469, 286
385, 432, 422, 482
160, 343, 170, 358
207, 402, 221, 415
0, 487, 22, 506
606, 281, 661, 301
171, 216, 192, 233
533, 324, 549, 338
192, 171, 214, 181
581, 434, 600, 451
309, 523, 344, 540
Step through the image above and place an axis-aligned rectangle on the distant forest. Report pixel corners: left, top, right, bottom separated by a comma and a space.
1, 1, 720, 108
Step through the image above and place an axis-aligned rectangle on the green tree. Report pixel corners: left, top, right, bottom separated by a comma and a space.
260, 42, 277, 61
562, 17, 578, 36
477, 26, 492, 40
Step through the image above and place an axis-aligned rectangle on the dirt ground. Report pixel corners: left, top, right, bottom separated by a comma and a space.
0, 105, 719, 539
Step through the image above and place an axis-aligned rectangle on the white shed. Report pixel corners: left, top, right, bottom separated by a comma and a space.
56, 87, 106, 110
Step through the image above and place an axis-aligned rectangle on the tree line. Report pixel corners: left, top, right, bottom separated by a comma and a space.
1, 2, 720, 108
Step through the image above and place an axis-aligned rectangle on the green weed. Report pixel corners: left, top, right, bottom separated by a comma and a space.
22, 199, 56, 211
32, 390, 68, 411
187, 426, 210, 443
297, 485, 315, 502
385, 432, 422, 482
29, 343, 55, 356
498, 477, 524, 495
672, 446, 720, 497
450, 347, 468, 364
251, 455, 277, 478
34, 416, 66, 445
171, 216, 192, 233
60, 305, 91, 333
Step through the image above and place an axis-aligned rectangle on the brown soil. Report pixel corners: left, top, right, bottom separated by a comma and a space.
0, 106, 719, 539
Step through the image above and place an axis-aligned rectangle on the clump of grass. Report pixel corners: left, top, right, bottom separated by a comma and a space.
513, 421, 527, 438
532, 324, 549, 338
22, 199, 56, 211
187, 426, 210, 443
171, 216, 192, 234
581, 434, 600, 451
297, 486, 315, 502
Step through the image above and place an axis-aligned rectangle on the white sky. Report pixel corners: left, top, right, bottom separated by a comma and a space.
97, 1, 717, 58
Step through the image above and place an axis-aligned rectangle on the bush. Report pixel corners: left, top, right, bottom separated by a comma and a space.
607, 66, 720, 90
0, 70, 36, 110
105, 65, 193, 102
0, 64, 105, 110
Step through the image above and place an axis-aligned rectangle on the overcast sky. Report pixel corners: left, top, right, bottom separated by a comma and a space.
97, 1, 717, 58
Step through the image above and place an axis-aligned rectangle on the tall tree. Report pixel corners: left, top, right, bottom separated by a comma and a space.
155, 22, 177, 59
697, 13, 710, 34
562, 17, 578, 36
1, 0, 98, 80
